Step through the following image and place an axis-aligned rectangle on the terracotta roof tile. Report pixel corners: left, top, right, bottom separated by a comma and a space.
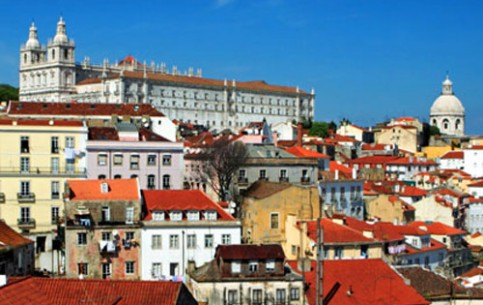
244, 181, 292, 199
0, 118, 84, 127
285, 146, 330, 159
288, 259, 429, 305
408, 221, 466, 236
440, 151, 464, 159
67, 179, 140, 201
305, 219, 376, 244
142, 189, 235, 221
468, 180, 483, 187
0, 221, 33, 248
216, 244, 285, 260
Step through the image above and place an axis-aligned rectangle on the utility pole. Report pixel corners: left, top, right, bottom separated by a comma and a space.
315, 217, 324, 305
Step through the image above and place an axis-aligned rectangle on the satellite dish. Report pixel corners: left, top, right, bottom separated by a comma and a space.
229, 208, 235, 214
229, 201, 237, 208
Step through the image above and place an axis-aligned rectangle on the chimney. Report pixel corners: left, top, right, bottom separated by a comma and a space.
335, 170, 339, 180
352, 168, 357, 179
297, 122, 303, 147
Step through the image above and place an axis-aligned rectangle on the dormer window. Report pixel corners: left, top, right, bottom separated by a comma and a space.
187, 211, 200, 221
266, 259, 275, 272
100, 182, 109, 193
170, 211, 182, 221
152, 211, 165, 221
205, 210, 217, 221
249, 260, 258, 273
231, 260, 241, 273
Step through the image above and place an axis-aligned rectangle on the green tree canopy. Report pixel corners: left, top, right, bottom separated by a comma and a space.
0, 84, 19, 101
308, 121, 337, 138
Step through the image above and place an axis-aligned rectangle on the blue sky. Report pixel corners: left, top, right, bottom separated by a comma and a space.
1, 0, 482, 134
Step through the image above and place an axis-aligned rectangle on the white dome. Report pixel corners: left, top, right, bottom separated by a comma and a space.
25, 23, 40, 49
430, 76, 464, 116
430, 94, 465, 115
53, 17, 68, 44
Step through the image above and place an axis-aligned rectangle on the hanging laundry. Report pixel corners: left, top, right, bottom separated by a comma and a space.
64, 148, 75, 159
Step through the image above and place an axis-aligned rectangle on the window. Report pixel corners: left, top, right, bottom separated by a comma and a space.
126, 231, 135, 241
152, 235, 162, 249
152, 211, 165, 221
239, 169, 246, 178
231, 260, 241, 273
147, 154, 157, 166
102, 263, 111, 279
20, 181, 30, 196
162, 154, 172, 166
78, 263, 88, 275
125, 206, 134, 224
170, 211, 182, 221
170, 263, 179, 276
266, 259, 275, 272
20, 157, 30, 173
205, 210, 217, 220
187, 234, 197, 249
114, 174, 122, 179
101, 206, 110, 222
249, 260, 258, 272
51, 181, 60, 199
259, 169, 267, 179
113, 154, 123, 166
98, 154, 107, 166
98, 174, 106, 180
187, 211, 200, 221
130, 155, 140, 170
36, 236, 46, 253
227, 290, 238, 305
101, 232, 111, 241
204, 234, 214, 248
20, 207, 30, 223
51, 206, 60, 224
252, 289, 262, 305
51, 157, 59, 174
66, 159, 74, 174
125, 261, 135, 274
65, 136, 75, 149
51, 137, 59, 153
276, 289, 286, 305
290, 288, 300, 300
20, 136, 29, 153
151, 263, 161, 279
270, 213, 279, 229
77, 232, 87, 245
169, 235, 179, 249
163, 175, 171, 189
280, 169, 287, 178
334, 247, 343, 259
222, 234, 231, 245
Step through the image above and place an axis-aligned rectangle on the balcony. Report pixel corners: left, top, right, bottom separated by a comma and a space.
99, 240, 118, 254
17, 193, 35, 203
279, 177, 289, 183
0, 192, 4, 203
0, 167, 87, 177
300, 177, 311, 184
238, 177, 248, 185
17, 218, 36, 229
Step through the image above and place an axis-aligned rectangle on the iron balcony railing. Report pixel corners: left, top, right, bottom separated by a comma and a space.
17, 218, 36, 228
17, 193, 35, 203
0, 167, 87, 176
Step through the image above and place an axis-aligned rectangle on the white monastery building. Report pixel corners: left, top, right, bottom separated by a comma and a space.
19, 18, 315, 132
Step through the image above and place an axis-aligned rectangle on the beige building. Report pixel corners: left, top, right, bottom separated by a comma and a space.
241, 181, 320, 260
413, 196, 454, 227
366, 194, 415, 225
0, 118, 88, 273
375, 124, 420, 153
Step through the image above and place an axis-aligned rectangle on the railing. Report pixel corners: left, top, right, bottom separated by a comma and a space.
238, 177, 248, 185
17, 193, 35, 203
300, 177, 311, 184
17, 218, 36, 229
0, 193, 4, 203
0, 167, 87, 176
279, 177, 289, 183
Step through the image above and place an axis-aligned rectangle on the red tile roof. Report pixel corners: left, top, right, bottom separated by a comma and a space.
440, 151, 464, 159
408, 221, 466, 236
372, 222, 406, 242
466, 145, 483, 150
216, 244, 285, 260
395, 117, 416, 122
118, 55, 145, 67
348, 155, 400, 165
0, 118, 84, 127
468, 180, 483, 187
361, 143, 392, 151
329, 161, 353, 176
388, 195, 415, 211
405, 238, 447, 254
142, 189, 235, 221
0, 221, 33, 248
8, 101, 165, 117
94, 70, 311, 95
287, 259, 429, 305
285, 146, 330, 159
386, 157, 437, 166
244, 181, 293, 199
0, 276, 191, 305
305, 219, 376, 244
398, 186, 428, 197
67, 179, 140, 201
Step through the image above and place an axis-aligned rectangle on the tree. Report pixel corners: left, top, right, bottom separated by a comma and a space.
197, 139, 248, 201
0, 84, 19, 101
430, 125, 441, 136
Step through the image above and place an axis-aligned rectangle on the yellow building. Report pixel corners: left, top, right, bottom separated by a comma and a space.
375, 125, 419, 153
366, 194, 415, 225
241, 181, 320, 260
0, 118, 87, 273
422, 145, 453, 159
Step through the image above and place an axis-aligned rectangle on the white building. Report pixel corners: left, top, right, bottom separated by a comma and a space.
463, 145, 483, 178
430, 75, 465, 137
439, 150, 464, 170
19, 18, 315, 133
141, 189, 241, 280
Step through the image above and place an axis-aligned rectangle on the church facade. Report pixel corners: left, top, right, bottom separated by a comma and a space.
19, 18, 315, 132
430, 76, 465, 137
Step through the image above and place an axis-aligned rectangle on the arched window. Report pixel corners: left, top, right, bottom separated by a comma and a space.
64, 49, 69, 60
432, 119, 437, 125
23, 54, 27, 64
455, 119, 461, 130
52, 49, 55, 60
98, 174, 106, 180
163, 175, 171, 190
147, 175, 156, 189
114, 174, 122, 179
443, 119, 449, 130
